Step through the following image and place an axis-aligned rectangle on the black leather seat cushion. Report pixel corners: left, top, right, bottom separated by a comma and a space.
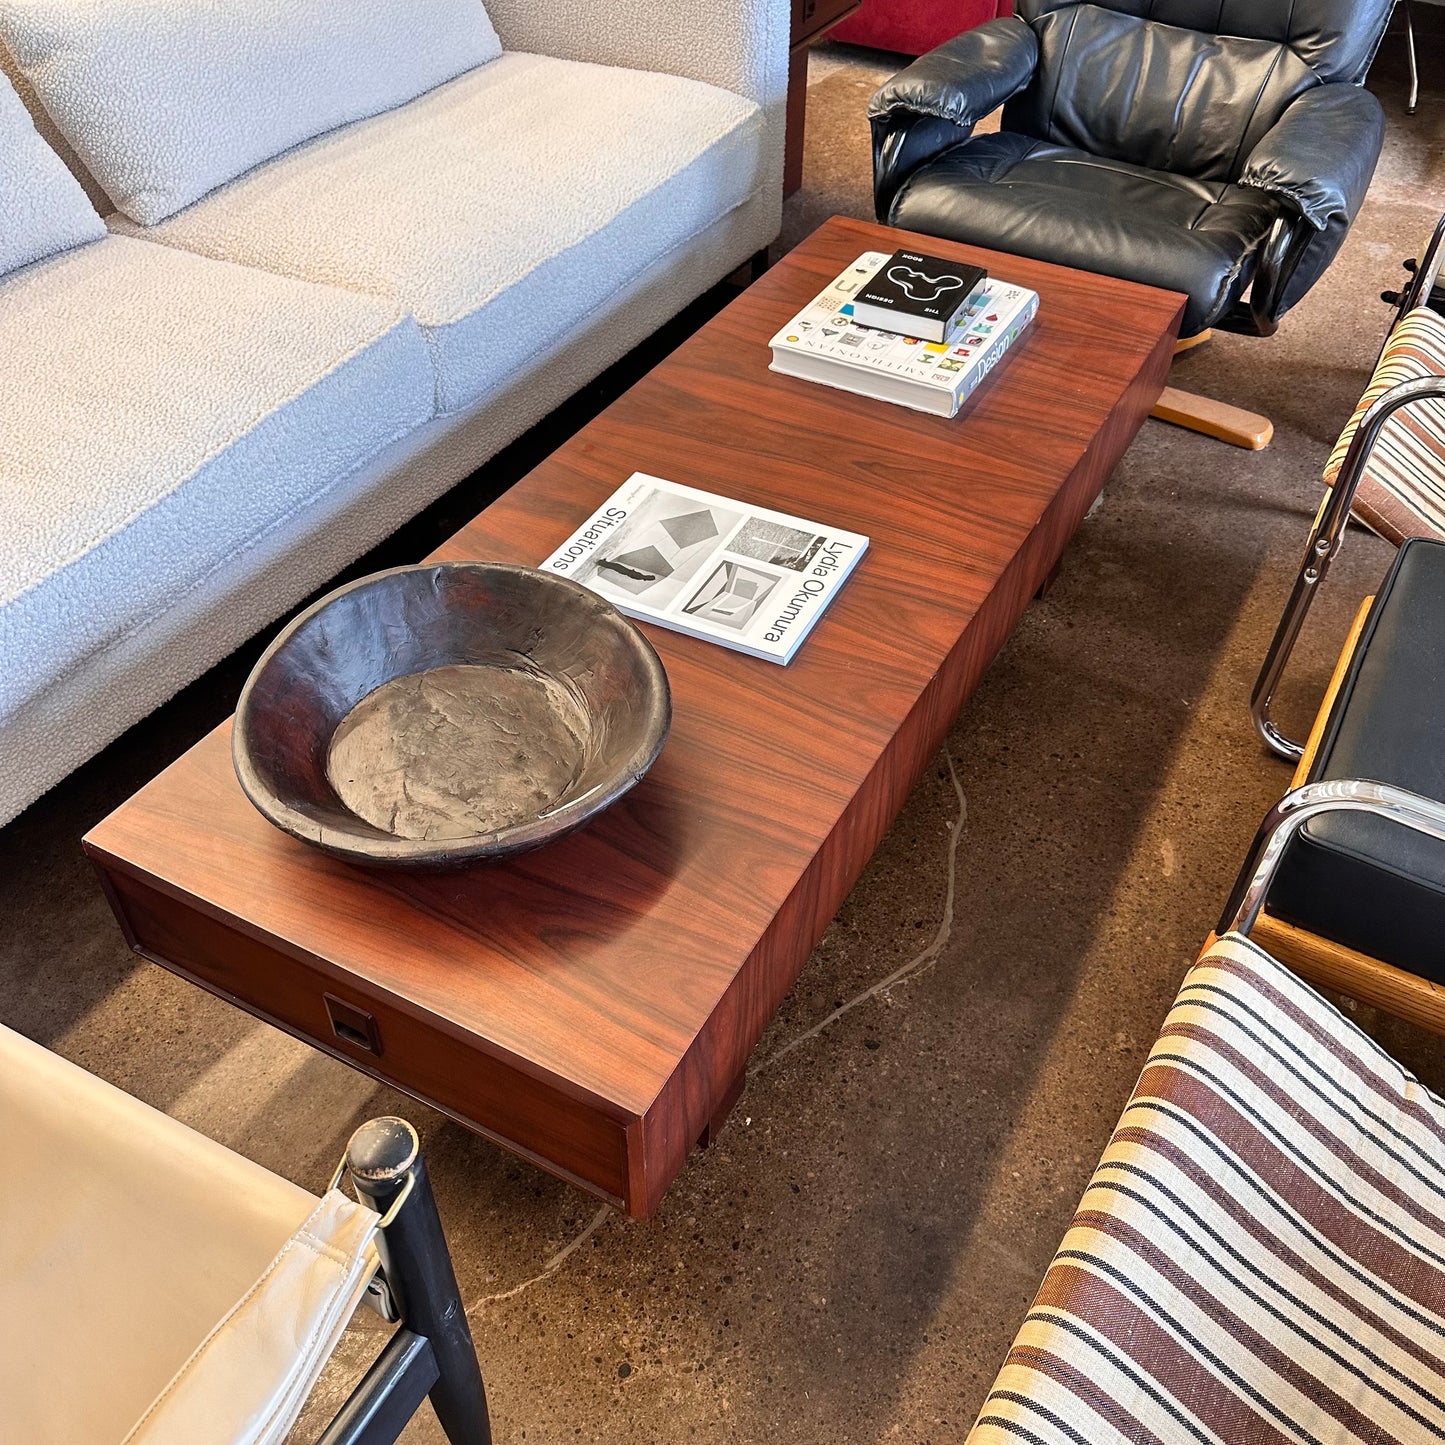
888, 133, 1282, 335
1267, 538, 1445, 981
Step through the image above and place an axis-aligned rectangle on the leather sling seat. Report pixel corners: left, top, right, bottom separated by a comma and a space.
0, 1021, 383, 1445
1267, 537, 1445, 981
868, 0, 1392, 338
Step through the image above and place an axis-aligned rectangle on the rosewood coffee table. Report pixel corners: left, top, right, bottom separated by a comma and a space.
85, 217, 1183, 1217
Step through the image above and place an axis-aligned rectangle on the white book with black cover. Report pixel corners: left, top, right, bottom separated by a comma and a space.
769, 251, 1039, 418
540, 473, 868, 665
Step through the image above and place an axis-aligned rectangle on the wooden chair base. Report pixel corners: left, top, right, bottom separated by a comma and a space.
1151, 385, 1274, 449
1290, 598, 1375, 787
1173, 330, 1214, 356
1251, 912, 1445, 1035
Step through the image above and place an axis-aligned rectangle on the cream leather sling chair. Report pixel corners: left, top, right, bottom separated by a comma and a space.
0, 1023, 491, 1445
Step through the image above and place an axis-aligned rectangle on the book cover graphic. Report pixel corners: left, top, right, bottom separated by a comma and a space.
541, 474, 868, 665
771, 252, 1039, 398
852, 250, 987, 336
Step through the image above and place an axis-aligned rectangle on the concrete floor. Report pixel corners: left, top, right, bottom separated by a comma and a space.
2, 26, 1443, 1445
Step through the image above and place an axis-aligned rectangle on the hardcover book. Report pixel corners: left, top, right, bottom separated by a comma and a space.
768, 251, 1039, 418
541, 474, 868, 665
850, 249, 987, 342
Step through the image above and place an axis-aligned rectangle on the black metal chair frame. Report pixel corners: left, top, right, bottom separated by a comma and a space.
317, 1119, 491, 1445
1385, 211, 1445, 335
1251, 213, 1445, 761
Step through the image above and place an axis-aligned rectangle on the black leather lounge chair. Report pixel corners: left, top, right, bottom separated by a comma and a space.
868, 0, 1395, 448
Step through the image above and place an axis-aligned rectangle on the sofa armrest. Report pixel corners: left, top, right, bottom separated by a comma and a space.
867, 17, 1038, 220
480, 0, 789, 111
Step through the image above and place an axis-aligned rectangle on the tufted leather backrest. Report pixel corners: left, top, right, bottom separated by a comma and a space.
1005, 0, 1394, 182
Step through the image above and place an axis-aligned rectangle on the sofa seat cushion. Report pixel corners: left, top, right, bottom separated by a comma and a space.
111, 53, 765, 416
0, 234, 435, 727
967, 932, 1445, 1444
1266, 537, 1445, 982
888, 133, 1282, 336
1324, 306, 1445, 546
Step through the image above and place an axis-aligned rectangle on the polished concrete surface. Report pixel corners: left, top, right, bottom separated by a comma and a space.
2, 27, 1442, 1444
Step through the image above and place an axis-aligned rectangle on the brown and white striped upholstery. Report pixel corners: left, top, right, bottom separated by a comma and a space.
967, 932, 1445, 1444
1324, 306, 1445, 546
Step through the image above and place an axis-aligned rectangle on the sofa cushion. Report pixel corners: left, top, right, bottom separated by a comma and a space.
0, 0, 502, 224
0, 234, 435, 727
0, 66, 101, 275
831, 1, 1012, 58
110, 53, 765, 415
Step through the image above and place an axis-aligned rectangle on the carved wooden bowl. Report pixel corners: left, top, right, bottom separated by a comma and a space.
233, 562, 670, 868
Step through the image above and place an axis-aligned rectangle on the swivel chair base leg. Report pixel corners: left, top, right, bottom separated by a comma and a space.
1151, 385, 1274, 450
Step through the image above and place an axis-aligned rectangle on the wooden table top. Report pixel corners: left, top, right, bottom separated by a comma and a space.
85, 217, 1183, 1215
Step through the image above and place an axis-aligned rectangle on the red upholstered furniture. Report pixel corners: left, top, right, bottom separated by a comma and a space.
831, 0, 1011, 55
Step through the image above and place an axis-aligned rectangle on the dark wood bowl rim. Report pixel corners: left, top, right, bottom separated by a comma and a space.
231, 561, 671, 867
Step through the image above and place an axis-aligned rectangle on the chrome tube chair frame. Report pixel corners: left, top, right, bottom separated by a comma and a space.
318, 1119, 490, 1445
1401, 0, 1421, 115
1221, 778, 1445, 937
1250, 369, 1445, 760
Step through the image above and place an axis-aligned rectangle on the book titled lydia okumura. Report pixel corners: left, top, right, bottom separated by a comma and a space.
542, 474, 868, 664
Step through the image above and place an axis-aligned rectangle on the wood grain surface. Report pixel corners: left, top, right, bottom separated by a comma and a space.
1251, 912, 1445, 1035
1290, 596, 1375, 789
85, 217, 1184, 1216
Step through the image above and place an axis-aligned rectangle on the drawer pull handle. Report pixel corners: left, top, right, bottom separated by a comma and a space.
325, 993, 382, 1056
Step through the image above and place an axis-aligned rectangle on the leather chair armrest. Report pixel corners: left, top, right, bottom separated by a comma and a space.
1234, 84, 1386, 331
1241, 84, 1385, 233
867, 16, 1038, 220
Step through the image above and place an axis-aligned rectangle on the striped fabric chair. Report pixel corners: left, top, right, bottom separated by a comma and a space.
967, 782, 1445, 1444
970, 932, 1445, 1442
1323, 304, 1445, 544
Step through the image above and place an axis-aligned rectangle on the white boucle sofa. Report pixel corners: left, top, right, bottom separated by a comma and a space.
0, 0, 786, 826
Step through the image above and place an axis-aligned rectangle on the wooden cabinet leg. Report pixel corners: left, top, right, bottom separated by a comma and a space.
784, 47, 808, 197
698, 1068, 747, 1149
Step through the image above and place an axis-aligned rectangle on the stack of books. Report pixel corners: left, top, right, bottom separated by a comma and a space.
769, 248, 1038, 417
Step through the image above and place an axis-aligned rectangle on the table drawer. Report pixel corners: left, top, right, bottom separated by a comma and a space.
98, 863, 632, 1205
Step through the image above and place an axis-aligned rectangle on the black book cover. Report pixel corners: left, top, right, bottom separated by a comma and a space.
851, 250, 988, 339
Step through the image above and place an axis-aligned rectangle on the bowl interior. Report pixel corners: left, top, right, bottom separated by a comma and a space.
234, 563, 668, 862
